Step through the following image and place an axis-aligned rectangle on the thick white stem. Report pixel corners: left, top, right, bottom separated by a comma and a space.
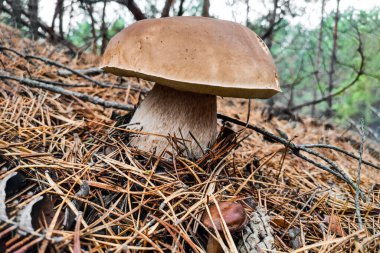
129, 84, 217, 158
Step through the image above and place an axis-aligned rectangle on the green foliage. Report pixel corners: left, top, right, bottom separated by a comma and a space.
68, 21, 92, 47
265, 7, 380, 126
107, 17, 126, 38
67, 17, 125, 53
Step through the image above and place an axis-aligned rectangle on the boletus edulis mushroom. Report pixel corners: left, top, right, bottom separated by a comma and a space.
202, 201, 248, 253
101, 17, 280, 158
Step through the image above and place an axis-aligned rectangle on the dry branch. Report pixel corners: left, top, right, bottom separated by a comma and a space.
161, 0, 174, 17
0, 72, 134, 111
0, 46, 105, 87
83, 0, 146, 20
0, 45, 148, 93
354, 119, 365, 229
57, 67, 103, 77
301, 144, 380, 170
202, 0, 210, 17
216, 113, 362, 195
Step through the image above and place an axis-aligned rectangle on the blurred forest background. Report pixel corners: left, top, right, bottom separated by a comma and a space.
0, 0, 379, 138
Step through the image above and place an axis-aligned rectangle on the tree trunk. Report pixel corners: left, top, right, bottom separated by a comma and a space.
85, 3, 97, 54
161, 0, 174, 17
177, 0, 185, 16
266, 0, 279, 49
51, 0, 64, 38
58, 0, 64, 37
0, 0, 4, 15
327, 0, 340, 118
119, 0, 146, 20
2, 0, 76, 52
100, 1, 108, 54
10, 0, 23, 28
51, 0, 59, 29
28, 0, 39, 40
245, 0, 250, 26
202, 0, 210, 17
312, 0, 326, 117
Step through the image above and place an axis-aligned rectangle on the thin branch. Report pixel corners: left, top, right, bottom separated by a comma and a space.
57, 67, 103, 77
0, 46, 107, 88
117, 0, 146, 20
348, 118, 379, 141
177, 0, 185, 16
290, 26, 364, 111
83, 0, 146, 20
161, 0, 174, 17
216, 113, 362, 196
312, 0, 326, 116
0, 73, 134, 111
354, 119, 365, 229
370, 106, 380, 119
326, 0, 340, 117
31, 77, 148, 92
201, 0, 210, 17
300, 144, 380, 170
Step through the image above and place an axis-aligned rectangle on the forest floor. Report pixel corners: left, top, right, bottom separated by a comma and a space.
0, 24, 379, 252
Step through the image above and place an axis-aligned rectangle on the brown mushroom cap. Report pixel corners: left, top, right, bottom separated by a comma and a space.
101, 16, 280, 99
202, 202, 247, 232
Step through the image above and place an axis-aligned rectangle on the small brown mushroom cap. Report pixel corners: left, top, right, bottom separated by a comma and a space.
202, 202, 248, 233
101, 16, 280, 99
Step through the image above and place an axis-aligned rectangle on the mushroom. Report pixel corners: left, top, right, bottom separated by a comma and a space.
202, 201, 248, 253
101, 16, 280, 158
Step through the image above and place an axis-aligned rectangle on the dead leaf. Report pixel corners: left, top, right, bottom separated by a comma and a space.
272, 216, 290, 228
324, 214, 346, 237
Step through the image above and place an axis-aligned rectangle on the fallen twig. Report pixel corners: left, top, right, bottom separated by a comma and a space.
0, 72, 134, 111
31, 77, 149, 92
300, 144, 380, 170
0, 46, 105, 87
57, 67, 103, 77
354, 119, 365, 229
217, 113, 361, 195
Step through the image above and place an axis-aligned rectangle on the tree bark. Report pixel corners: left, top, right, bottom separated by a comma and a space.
245, 0, 250, 26
0, 0, 4, 15
58, 0, 64, 37
119, 0, 146, 20
312, 0, 326, 117
28, 0, 39, 40
85, 3, 97, 54
51, 0, 64, 37
202, 0, 210, 17
177, 0, 185, 16
100, 1, 108, 54
161, 0, 174, 17
10, 0, 23, 28
266, 0, 279, 49
327, 0, 340, 118
1, 1, 76, 52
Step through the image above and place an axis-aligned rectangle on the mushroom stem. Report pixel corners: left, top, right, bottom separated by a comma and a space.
129, 84, 217, 158
206, 236, 223, 253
